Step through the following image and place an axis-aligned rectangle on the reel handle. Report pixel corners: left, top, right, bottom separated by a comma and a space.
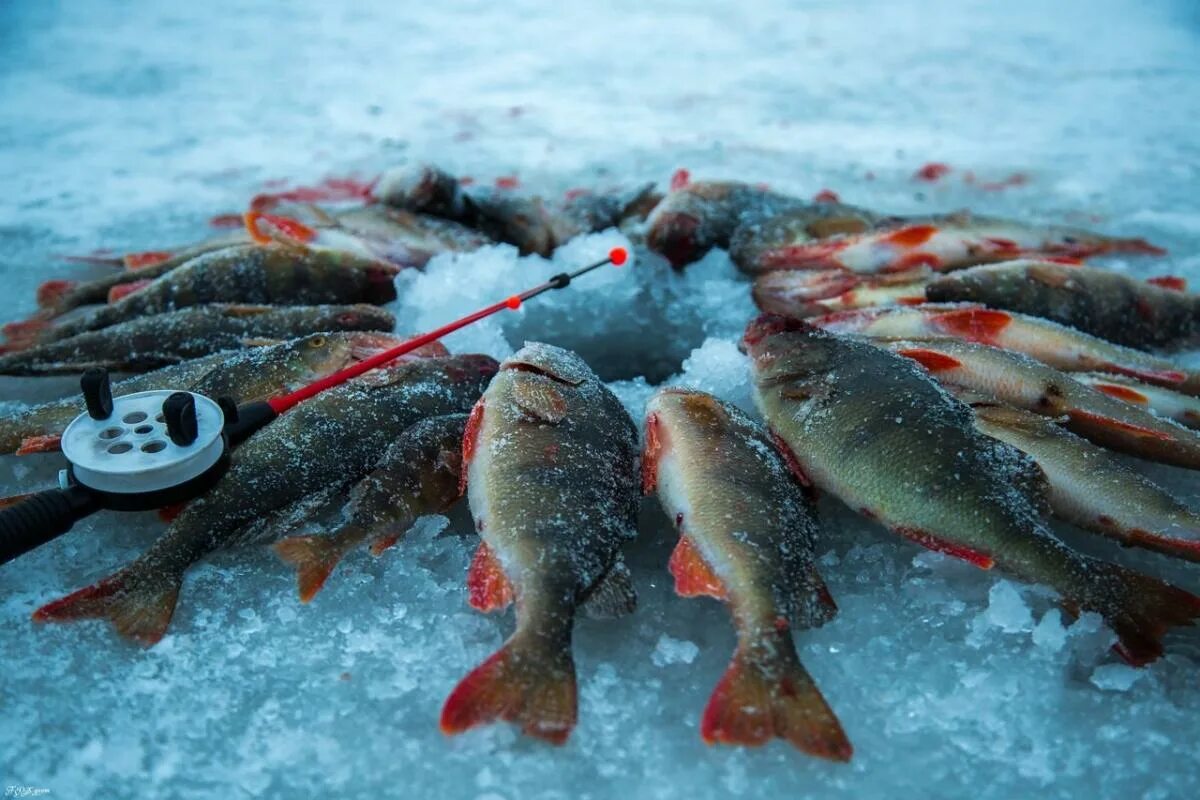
0, 486, 99, 567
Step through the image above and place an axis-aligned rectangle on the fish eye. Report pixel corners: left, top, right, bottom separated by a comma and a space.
309, 336, 326, 348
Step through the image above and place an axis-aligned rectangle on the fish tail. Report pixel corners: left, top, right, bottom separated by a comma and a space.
1124, 528, 1200, 564
701, 627, 852, 761
35, 279, 78, 311
1, 318, 52, 350
1071, 559, 1200, 666
32, 564, 182, 647
272, 529, 358, 604
441, 625, 577, 745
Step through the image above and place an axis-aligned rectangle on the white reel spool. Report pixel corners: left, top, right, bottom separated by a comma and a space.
60, 390, 226, 494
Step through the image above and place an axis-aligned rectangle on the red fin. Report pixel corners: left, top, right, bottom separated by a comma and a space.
274, 535, 347, 603
1114, 239, 1167, 257
812, 189, 840, 203
1073, 560, 1200, 666
1100, 364, 1187, 387
930, 307, 1012, 343
1066, 409, 1173, 442
1147, 275, 1187, 291
36, 279, 77, 309
369, 532, 399, 556
896, 527, 995, 569
107, 279, 152, 304
884, 224, 938, 248
641, 412, 664, 494
769, 432, 816, 497
244, 211, 318, 246
249, 175, 376, 212
459, 399, 485, 496
440, 630, 577, 744
123, 251, 173, 269
208, 213, 244, 228
494, 175, 520, 190
1091, 383, 1149, 405
668, 534, 727, 600
896, 347, 963, 372
15, 434, 63, 455
156, 502, 186, 523
32, 568, 181, 647
1125, 530, 1200, 564
3, 318, 52, 348
670, 168, 691, 191
701, 631, 852, 761
914, 163, 951, 182
467, 541, 514, 612
887, 251, 941, 272
756, 240, 847, 271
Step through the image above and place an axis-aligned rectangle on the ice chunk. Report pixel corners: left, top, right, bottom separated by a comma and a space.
650, 634, 700, 667
1090, 664, 1144, 692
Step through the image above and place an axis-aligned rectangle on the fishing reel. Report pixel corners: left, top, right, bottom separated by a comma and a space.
0, 369, 271, 566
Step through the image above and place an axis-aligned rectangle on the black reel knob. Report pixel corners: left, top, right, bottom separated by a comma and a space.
162, 392, 199, 446
80, 368, 114, 420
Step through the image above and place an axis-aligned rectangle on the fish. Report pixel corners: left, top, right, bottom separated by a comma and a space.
374, 163, 475, 220
30, 234, 252, 320
32, 353, 496, 646
877, 338, 1200, 470
332, 206, 491, 265
728, 204, 895, 275
642, 388, 851, 760
441, 343, 640, 744
967, 402, 1200, 563
812, 303, 1200, 394
1073, 373, 1200, 430
273, 412, 468, 603
645, 181, 824, 268
752, 269, 928, 318
0, 304, 396, 375
21, 244, 400, 345
744, 212, 1165, 275
744, 314, 1200, 666
924, 260, 1200, 351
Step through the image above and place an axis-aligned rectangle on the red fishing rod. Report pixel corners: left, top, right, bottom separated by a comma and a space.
0, 246, 629, 565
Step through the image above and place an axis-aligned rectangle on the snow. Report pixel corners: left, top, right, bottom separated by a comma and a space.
2, 0, 1200, 798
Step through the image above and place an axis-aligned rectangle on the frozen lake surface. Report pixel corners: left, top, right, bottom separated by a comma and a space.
1, 1, 1199, 798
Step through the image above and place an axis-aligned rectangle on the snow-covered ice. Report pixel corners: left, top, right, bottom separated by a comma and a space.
2, 0, 1200, 798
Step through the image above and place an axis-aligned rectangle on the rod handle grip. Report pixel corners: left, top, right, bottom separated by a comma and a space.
0, 486, 98, 567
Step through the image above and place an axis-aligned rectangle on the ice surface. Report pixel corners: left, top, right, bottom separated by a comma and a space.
2, 0, 1200, 798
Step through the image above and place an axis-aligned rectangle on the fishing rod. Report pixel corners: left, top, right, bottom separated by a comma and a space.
0, 246, 629, 566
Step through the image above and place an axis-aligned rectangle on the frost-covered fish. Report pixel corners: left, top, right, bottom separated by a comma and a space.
32, 353, 496, 646
729, 204, 896, 275
646, 181, 830, 268
0, 303, 395, 375
441, 343, 640, 744
745, 314, 1200, 666
1073, 373, 1200, 430
879, 338, 1200, 470
743, 213, 1165, 275
333, 205, 491, 265
24, 244, 400, 344
375, 163, 475, 220
813, 303, 1199, 394
274, 413, 467, 603
968, 402, 1200, 563
642, 389, 851, 760
924, 260, 1200, 351
752, 269, 928, 318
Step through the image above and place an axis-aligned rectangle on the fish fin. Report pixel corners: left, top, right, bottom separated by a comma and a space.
1069, 559, 1200, 666
1147, 275, 1186, 291
895, 527, 995, 569
1089, 382, 1149, 405
1124, 529, 1200, 564
929, 307, 1012, 343
36, 279, 77, 309
795, 564, 838, 628
156, 502, 187, 523
895, 347, 963, 372
1066, 409, 1174, 442
769, 432, 817, 497
581, 557, 637, 619
107, 279, 152, 304
669, 533, 728, 600
701, 628, 852, 761
1096, 363, 1186, 387
368, 531, 400, 556
123, 251, 173, 269
512, 380, 568, 424
244, 211, 319, 247
887, 252, 941, 273
467, 541, 514, 612
883, 224, 938, 248
1114, 239, 1166, 257
2, 318, 52, 349
440, 627, 577, 744
460, 398, 485, 496
273, 533, 352, 603
32, 566, 182, 647
641, 411, 664, 494
15, 434, 63, 455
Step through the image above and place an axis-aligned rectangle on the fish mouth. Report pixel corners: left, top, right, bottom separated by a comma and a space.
647, 212, 701, 269
742, 313, 816, 347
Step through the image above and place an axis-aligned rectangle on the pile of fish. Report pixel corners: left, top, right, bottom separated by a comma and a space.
3, 164, 1200, 761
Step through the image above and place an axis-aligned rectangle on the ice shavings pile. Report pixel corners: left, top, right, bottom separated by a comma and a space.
2, 0, 1200, 798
